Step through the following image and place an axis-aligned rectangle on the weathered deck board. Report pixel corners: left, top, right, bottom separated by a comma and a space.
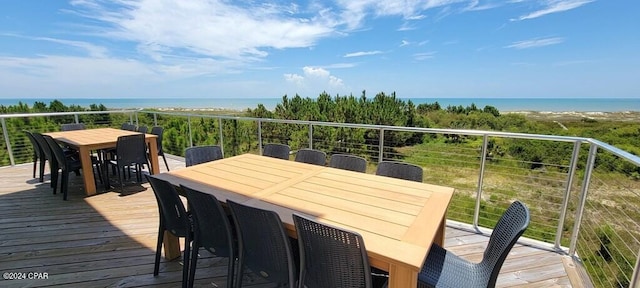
0, 156, 586, 287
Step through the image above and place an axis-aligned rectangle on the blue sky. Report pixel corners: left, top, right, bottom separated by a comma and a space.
1, 0, 638, 99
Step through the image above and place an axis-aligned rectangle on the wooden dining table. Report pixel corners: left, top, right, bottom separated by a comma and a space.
45, 127, 160, 196
153, 153, 454, 288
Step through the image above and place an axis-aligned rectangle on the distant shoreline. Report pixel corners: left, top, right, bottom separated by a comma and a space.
1, 97, 639, 113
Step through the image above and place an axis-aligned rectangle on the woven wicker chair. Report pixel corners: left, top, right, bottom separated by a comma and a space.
107, 134, 148, 193
329, 154, 367, 173
294, 148, 327, 166
24, 130, 47, 182
375, 161, 423, 182
262, 143, 291, 160
184, 145, 223, 167
150, 126, 170, 171
293, 213, 373, 288
42, 135, 85, 200
418, 201, 530, 288
181, 185, 235, 288
146, 175, 192, 288
228, 200, 296, 288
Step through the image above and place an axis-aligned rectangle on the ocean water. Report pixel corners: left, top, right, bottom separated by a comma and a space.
1, 97, 639, 112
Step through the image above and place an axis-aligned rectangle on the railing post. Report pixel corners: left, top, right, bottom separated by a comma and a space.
129, 112, 134, 124
134, 112, 139, 126
153, 113, 158, 126
1, 118, 15, 166
569, 143, 598, 256
555, 140, 582, 249
308, 124, 313, 149
74, 114, 79, 123
218, 118, 224, 156
631, 247, 640, 288
187, 116, 193, 147
473, 134, 489, 229
378, 128, 385, 162
258, 120, 263, 155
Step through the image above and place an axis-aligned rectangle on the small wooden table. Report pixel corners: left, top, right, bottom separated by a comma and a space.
155, 154, 454, 288
45, 128, 160, 195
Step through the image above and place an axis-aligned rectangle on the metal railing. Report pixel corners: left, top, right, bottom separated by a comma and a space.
2, 109, 639, 287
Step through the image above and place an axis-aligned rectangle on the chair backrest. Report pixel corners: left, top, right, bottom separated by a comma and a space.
137, 125, 148, 134
145, 175, 190, 237
294, 149, 327, 166
31, 132, 55, 168
121, 123, 137, 131
42, 134, 69, 170
182, 185, 234, 257
329, 154, 367, 172
375, 161, 423, 182
262, 143, 290, 160
481, 201, 530, 288
61, 123, 86, 131
115, 134, 148, 166
150, 126, 164, 154
185, 145, 223, 167
24, 130, 44, 159
293, 214, 372, 288
228, 200, 296, 288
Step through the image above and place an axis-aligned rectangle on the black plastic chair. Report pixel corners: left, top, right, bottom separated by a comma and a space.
107, 134, 148, 193
375, 161, 423, 182
121, 123, 137, 131
294, 148, 327, 166
145, 175, 192, 288
43, 135, 83, 200
24, 130, 47, 182
293, 213, 373, 288
181, 185, 235, 288
32, 132, 59, 191
262, 143, 291, 160
417, 201, 530, 288
329, 154, 367, 173
137, 125, 148, 134
184, 145, 223, 167
228, 200, 296, 288
151, 126, 170, 171
60, 123, 86, 131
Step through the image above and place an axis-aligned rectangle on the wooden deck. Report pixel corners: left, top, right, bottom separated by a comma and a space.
0, 155, 587, 287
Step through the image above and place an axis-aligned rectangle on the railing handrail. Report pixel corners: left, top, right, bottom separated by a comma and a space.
2, 109, 640, 287
4, 109, 640, 166
0, 109, 141, 119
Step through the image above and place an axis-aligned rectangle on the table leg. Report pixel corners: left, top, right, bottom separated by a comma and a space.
434, 216, 446, 246
147, 138, 160, 174
388, 264, 418, 288
78, 146, 97, 196
163, 232, 181, 260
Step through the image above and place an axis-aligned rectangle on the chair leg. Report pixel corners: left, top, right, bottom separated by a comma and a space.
39, 159, 46, 182
182, 235, 191, 288
62, 170, 70, 201
117, 166, 124, 193
51, 169, 59, 195
154, 225, 164, 276
187, 240, 199, 288
162, 154, 170, 171
32, 157, 37, 178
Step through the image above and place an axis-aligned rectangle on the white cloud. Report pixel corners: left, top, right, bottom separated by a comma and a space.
284, 73, 305, 85
284, 66, 345, 90
506, 37, 564, 49
70, 0, 337, 62
414, 51, 437, 60
344, 51, 383, 57
513, 0, 595, 21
